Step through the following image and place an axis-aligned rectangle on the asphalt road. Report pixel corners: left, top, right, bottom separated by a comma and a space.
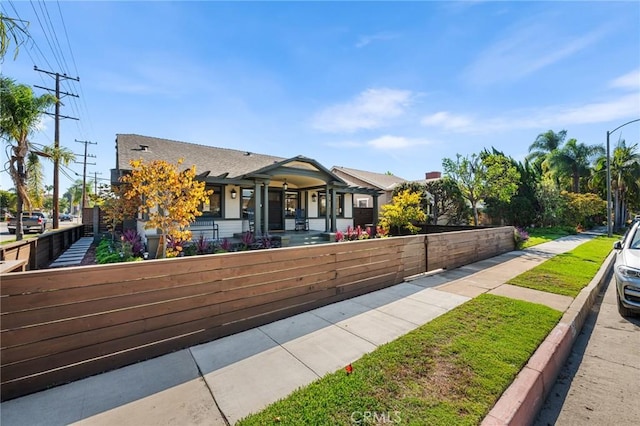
535, 275, 640, 426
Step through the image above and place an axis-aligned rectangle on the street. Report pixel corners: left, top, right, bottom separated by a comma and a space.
535, 275, 640, 425
0, 219, 80, 243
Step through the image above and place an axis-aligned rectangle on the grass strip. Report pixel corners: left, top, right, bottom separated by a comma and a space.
508, 235, 616, 297
522, 226, 577, 249
238, 294, 561, 426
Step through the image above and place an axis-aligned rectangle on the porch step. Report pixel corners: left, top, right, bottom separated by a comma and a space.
285, 232, 328, 246
230, 231, 331, 247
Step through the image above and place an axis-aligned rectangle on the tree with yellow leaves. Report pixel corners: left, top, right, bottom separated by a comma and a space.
120, 158, 212, 259
100, 185, 139, 241
379, 189, 427, 235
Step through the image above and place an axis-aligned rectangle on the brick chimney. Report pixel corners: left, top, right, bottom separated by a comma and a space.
425, 171, 441, 179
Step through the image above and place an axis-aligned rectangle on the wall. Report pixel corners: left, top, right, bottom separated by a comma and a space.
0, 226, 514, 401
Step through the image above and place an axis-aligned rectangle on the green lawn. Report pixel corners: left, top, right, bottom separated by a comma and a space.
521, 226, 577, 249
508, 236, 616, 297
238, 294, 561, 426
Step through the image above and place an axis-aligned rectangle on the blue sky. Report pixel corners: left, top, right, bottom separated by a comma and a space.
2, 1, 639, 193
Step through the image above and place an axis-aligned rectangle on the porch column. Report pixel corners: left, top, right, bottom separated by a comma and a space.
331, 187, 337, 232
253, 181, 262, 235
324, 184, 330, 232
262, 182, 269, 235
373, 194, 379, 227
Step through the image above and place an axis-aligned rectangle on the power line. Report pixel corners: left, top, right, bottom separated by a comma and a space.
29, 0, 64, 72
56, 0, 78, 78
34, 66, 79, 229
75, 139, 97, 214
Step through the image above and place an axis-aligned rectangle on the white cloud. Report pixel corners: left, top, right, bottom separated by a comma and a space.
367, 135, 431, 150
464, 22, 608, 86
312, 88, 413, 133
355, 32, 399, 48
325, 135, 432, 151
553, 93, 639, 124
34, 115, 53, 133
609, 69, 640, 90
421, 93, 639, 134
421, 111, 473, 131
325, 140, 365, 149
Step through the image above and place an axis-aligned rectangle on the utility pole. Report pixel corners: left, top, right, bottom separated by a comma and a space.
92, 171, 103, 195
34, 66, 79, 230
75, 139, 97, 215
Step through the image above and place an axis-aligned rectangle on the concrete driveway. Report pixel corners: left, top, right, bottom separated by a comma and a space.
535, 275, 640, 425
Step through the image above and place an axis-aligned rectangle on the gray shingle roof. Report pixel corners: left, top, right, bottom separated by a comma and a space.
332, 166, 407, 191
116, 134, 286, 178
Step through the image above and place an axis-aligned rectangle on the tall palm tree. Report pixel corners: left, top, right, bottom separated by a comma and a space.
0, 77, 56, 240
0, 13, 29, 61
592, 140, 640, 229
526, 129, 568, 163
26, 151, 45, 209
547, 138, 605, 192
69, 179, 84, 215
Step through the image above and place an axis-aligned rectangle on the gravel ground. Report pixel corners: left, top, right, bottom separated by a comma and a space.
80, 242, 97, 265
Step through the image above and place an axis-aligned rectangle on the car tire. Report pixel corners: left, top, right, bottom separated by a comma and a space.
617, 292, 637, 317
8, 229, 15, 234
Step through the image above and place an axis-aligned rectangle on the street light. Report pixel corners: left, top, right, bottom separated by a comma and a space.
606, 118, 640, 237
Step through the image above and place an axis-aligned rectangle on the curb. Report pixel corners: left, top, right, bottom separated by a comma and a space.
481, 250, 616, 426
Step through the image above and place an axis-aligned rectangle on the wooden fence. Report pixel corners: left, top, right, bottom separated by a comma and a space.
0, 226, 514, 401
0, 225, 84, 271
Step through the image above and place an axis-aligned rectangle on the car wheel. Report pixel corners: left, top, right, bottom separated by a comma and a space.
617, 292, 637, 317
8, 229, 15, 234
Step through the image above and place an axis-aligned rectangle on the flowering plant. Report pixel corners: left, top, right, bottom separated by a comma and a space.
336, 225, 389, 242
514, 227, 530, 249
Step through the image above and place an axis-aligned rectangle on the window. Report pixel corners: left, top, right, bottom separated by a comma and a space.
318, 192, 344, 217
319, 193, 326, 216
285, 191, 298, 218
242, 188, 255, 217
357, 198, 369, 208
201, 185, 222, 217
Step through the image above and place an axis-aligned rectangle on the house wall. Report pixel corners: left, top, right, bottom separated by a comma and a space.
308, 218, 325, 232
344, 194, 353, 217
225, 186, 241, 219
0, 226, 515, 401
337, 218, 353, 231
307, 191, 319, 217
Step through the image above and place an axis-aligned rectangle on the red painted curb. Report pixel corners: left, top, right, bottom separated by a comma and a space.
481, 251, 615, 426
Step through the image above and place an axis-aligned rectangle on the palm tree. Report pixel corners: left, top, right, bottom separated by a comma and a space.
0, 13, 29, 61
69, 180, 84, 215
592, 140, 640, 229
527, 129, 568, 163
547, 138, 605, 192
26, 151, 45, 209
0, 77, 56, 240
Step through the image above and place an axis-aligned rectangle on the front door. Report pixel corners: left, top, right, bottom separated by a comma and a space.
268, 190, 284, 231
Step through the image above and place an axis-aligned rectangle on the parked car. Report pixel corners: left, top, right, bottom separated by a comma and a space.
59, 213, 73, 222
7, 212, 49, 234
613, 221, 640, 317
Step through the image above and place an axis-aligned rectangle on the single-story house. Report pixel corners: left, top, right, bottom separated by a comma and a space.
111, 134, 382, 240
331, 166, 407, 212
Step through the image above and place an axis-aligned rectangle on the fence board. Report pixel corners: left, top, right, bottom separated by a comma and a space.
1, 227, 514, 401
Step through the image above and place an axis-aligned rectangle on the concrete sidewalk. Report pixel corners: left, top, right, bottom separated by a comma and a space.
0, 232, 606, 425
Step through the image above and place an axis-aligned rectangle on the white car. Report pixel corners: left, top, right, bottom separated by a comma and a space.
613, 222, 640, 317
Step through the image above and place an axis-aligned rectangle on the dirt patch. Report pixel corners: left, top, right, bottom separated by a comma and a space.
80, 242, 98, 266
